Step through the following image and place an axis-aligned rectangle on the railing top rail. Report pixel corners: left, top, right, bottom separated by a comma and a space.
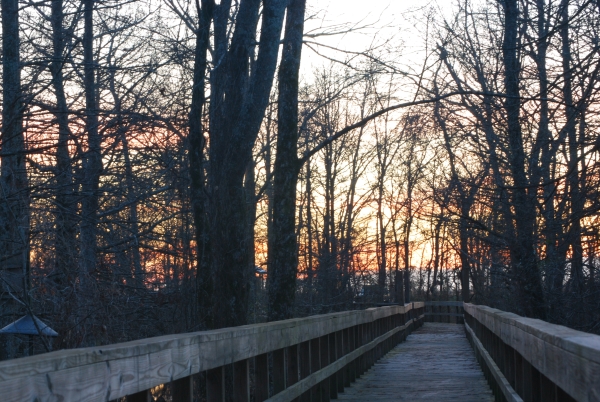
464, 303, 600, 401
0, 303, 423, 400
464, 303, 600, 365
424, 301, 463, 306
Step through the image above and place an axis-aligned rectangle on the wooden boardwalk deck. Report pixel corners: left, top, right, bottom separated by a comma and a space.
337, 323, 494, 401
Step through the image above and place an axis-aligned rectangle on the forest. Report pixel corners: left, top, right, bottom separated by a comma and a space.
1, 0, 599, 360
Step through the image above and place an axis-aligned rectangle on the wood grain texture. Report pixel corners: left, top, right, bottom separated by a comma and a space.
465, 303, 600, 401
337, 323, 494, 401
0, 304, 423, 401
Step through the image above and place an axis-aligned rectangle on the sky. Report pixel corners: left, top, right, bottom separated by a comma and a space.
301, 0, 456, 77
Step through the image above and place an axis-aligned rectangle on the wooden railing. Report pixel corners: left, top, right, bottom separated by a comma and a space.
464, 303, 600, 402
0, 303, 424, 401
424, 301, 464, 323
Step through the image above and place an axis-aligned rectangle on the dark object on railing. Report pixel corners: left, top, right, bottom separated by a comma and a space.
464, 303, 598, 402
424, 301, 464, 324
0, 303, 424, 401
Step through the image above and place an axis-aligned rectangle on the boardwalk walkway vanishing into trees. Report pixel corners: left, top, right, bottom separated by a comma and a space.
337, 323, 494, 401
0, 302, 599, 401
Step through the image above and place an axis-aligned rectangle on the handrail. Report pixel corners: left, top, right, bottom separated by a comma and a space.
0, 303, 424, 401
464, 303, 600, 402
424, 301, 464, 323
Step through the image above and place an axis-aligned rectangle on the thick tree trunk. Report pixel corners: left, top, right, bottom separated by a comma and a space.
207, 0, 287, 328
51, 0, 77, 284
501, 0, 545, 318
188, 0, 213, 328
532, 0, 563, 313
80, 0, 102, 284
559, 0, 584, 299
267, 0, 306, 321
1, 0, 29, 336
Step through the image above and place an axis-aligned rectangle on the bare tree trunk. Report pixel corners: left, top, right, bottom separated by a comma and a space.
501, 0, 545, 318
559, 0, 584, 300
267, 0, 306, 321
1, 0, 29, 357
188, 0, 213, 327
207, 0, 287, 328
376, 156, 387, 301
531, 0, 563, 316
50, 0, 77, 285
80, 0, 102, 285
306, 160, 314, 288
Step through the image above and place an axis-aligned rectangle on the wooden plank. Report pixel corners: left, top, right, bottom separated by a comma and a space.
233, 359, 249, 402
254, 354, 269, 402
273, 348, 285, 394
337, 323, 494, 401
206, 366, 224, 402
286, 345, 299, 387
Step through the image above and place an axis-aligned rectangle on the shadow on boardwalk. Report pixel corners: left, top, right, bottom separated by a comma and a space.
337, 323, 494, 401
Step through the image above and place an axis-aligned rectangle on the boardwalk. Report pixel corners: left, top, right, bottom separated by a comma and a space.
337, 323, 494, 401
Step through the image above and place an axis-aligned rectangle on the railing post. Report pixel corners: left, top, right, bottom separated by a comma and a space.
254, 354, 269, 402
505, 344, 515, 388
515, 350, 523, 396
299, 341, 311, 402
328, 333, 338, 399
319, 335, 331, 402
523, 358, 533, 402
206, 366, 224, 402
348, 326, 356, 383
233, 359, 249, 402
336, 330, 345, 392
531, 365, 541, 402
310, 338, 320, 401
287, 345, 299, 388
540, 373, 557, 402
273, 348, 286, 394
172, 375, 193, 402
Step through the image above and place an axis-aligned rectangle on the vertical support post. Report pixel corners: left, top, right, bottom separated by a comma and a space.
348, 326, 356, 383
206, 367, 224, 402
273, 348, 286, 395
531, 365, 541, 402
540, 373, 557, 402
515, 350, 524, 397
254, 354, 269, 402
287, 345, 299, 387
506, 344, 516, 388
328, 332, 338, 398
233, 359, 250, 402
343, 328, 351, 387
299, 341, 311, 402
319, 335, 331, 402
172, 375, 193, 402
310, 338, 320, 402
523, 359, 533, 402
